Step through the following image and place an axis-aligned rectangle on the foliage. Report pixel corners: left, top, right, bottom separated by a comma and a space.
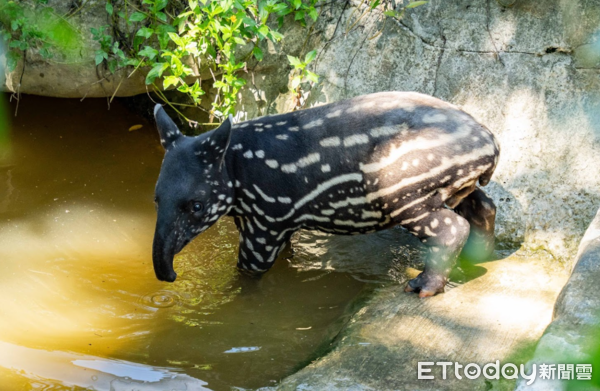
0, 0, 429, 123
0, 0, 82, 72
93, 0, 320, 122
287, 49, 317, 91
370, 0, 428, 19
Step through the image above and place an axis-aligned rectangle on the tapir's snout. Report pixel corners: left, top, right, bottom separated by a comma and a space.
152, 225, 178, 283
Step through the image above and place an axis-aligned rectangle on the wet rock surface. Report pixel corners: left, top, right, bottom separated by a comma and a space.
515, 208, 600, 391
276, 250, 568, 391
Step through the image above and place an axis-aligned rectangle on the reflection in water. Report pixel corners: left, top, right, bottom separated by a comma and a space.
0, 341, 211, 391
0, 95, 366, 390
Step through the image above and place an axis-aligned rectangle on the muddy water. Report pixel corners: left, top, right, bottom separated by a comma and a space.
0, 95, 366, 390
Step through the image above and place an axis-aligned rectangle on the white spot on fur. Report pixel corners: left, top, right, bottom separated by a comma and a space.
281, 163, 298, 173
422, 113, 448, 124
361, 210, 382, 219
303, 119, 324, 130
343, 134, 369, 147
266, 160, 279, 169
297, 153, 320, 167
370, 123, 408, 137
320, 137, 341, 147
326, 109, 342, 118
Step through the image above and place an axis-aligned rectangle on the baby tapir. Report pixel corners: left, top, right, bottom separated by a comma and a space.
152, 91, 500, 297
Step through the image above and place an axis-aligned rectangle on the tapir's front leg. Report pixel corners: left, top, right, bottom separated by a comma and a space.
402, 209, 470, 298
234, 217, 294, 274
454, 187, 496, 262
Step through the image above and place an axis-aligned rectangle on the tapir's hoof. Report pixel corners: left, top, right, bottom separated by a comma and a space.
405, 272, 447, 298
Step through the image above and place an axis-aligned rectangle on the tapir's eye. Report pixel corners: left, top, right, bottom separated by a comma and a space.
191, 201, 204, 213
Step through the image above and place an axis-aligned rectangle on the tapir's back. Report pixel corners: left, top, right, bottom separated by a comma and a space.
226, 91, 499, 233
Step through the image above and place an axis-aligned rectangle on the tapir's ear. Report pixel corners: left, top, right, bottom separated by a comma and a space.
198, 114, 233, 171
154, 104, 182, 150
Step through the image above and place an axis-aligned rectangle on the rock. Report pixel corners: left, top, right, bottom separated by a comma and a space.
236, 0, 600, 264
514, 207, 600, 391
0, 0, 203, 98
276, 249, 568, 390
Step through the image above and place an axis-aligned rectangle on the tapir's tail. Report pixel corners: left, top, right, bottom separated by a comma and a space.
478, 127, 500, 187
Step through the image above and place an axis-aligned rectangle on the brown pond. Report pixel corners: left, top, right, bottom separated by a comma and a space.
0, 95, 371, 391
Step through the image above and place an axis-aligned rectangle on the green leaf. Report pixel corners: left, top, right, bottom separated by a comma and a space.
136, 27, 154, 39
154, 0, 168, 11
167, 32, 184, 46
252, 46, 263, 61
108, 58, 117, 73
106, 2, 113, 15
287, 55, 302, 68
138, 45, 159, 60
145, 62, 169, 84
156, 12, 168, 22
129, 12, 147, 22
156, 24, 176, 49
405, 1, 428, 8
163, 75, 180, 89
95, 52, 105, 65
306, 70, 319, 83
308, 7, 318, 21
257, 25, 269, 39
383, 10, 398, 17
268, 30, 284, 41
304, 50, 317, 64
370, 0, 381, 9
291, 0, 302, 9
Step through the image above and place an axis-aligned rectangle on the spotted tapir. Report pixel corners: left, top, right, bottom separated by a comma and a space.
152, 91, 500, 297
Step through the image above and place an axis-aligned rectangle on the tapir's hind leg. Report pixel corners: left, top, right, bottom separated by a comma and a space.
454, 187, 496, 262
402, 209, 470, 298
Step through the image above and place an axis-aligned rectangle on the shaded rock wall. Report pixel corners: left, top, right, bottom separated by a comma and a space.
236, 0, 600, 264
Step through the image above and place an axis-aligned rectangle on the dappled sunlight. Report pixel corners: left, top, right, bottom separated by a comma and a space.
355, 251, 569, 365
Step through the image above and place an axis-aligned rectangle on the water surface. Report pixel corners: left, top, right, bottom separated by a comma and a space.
0, 95, 366, 390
